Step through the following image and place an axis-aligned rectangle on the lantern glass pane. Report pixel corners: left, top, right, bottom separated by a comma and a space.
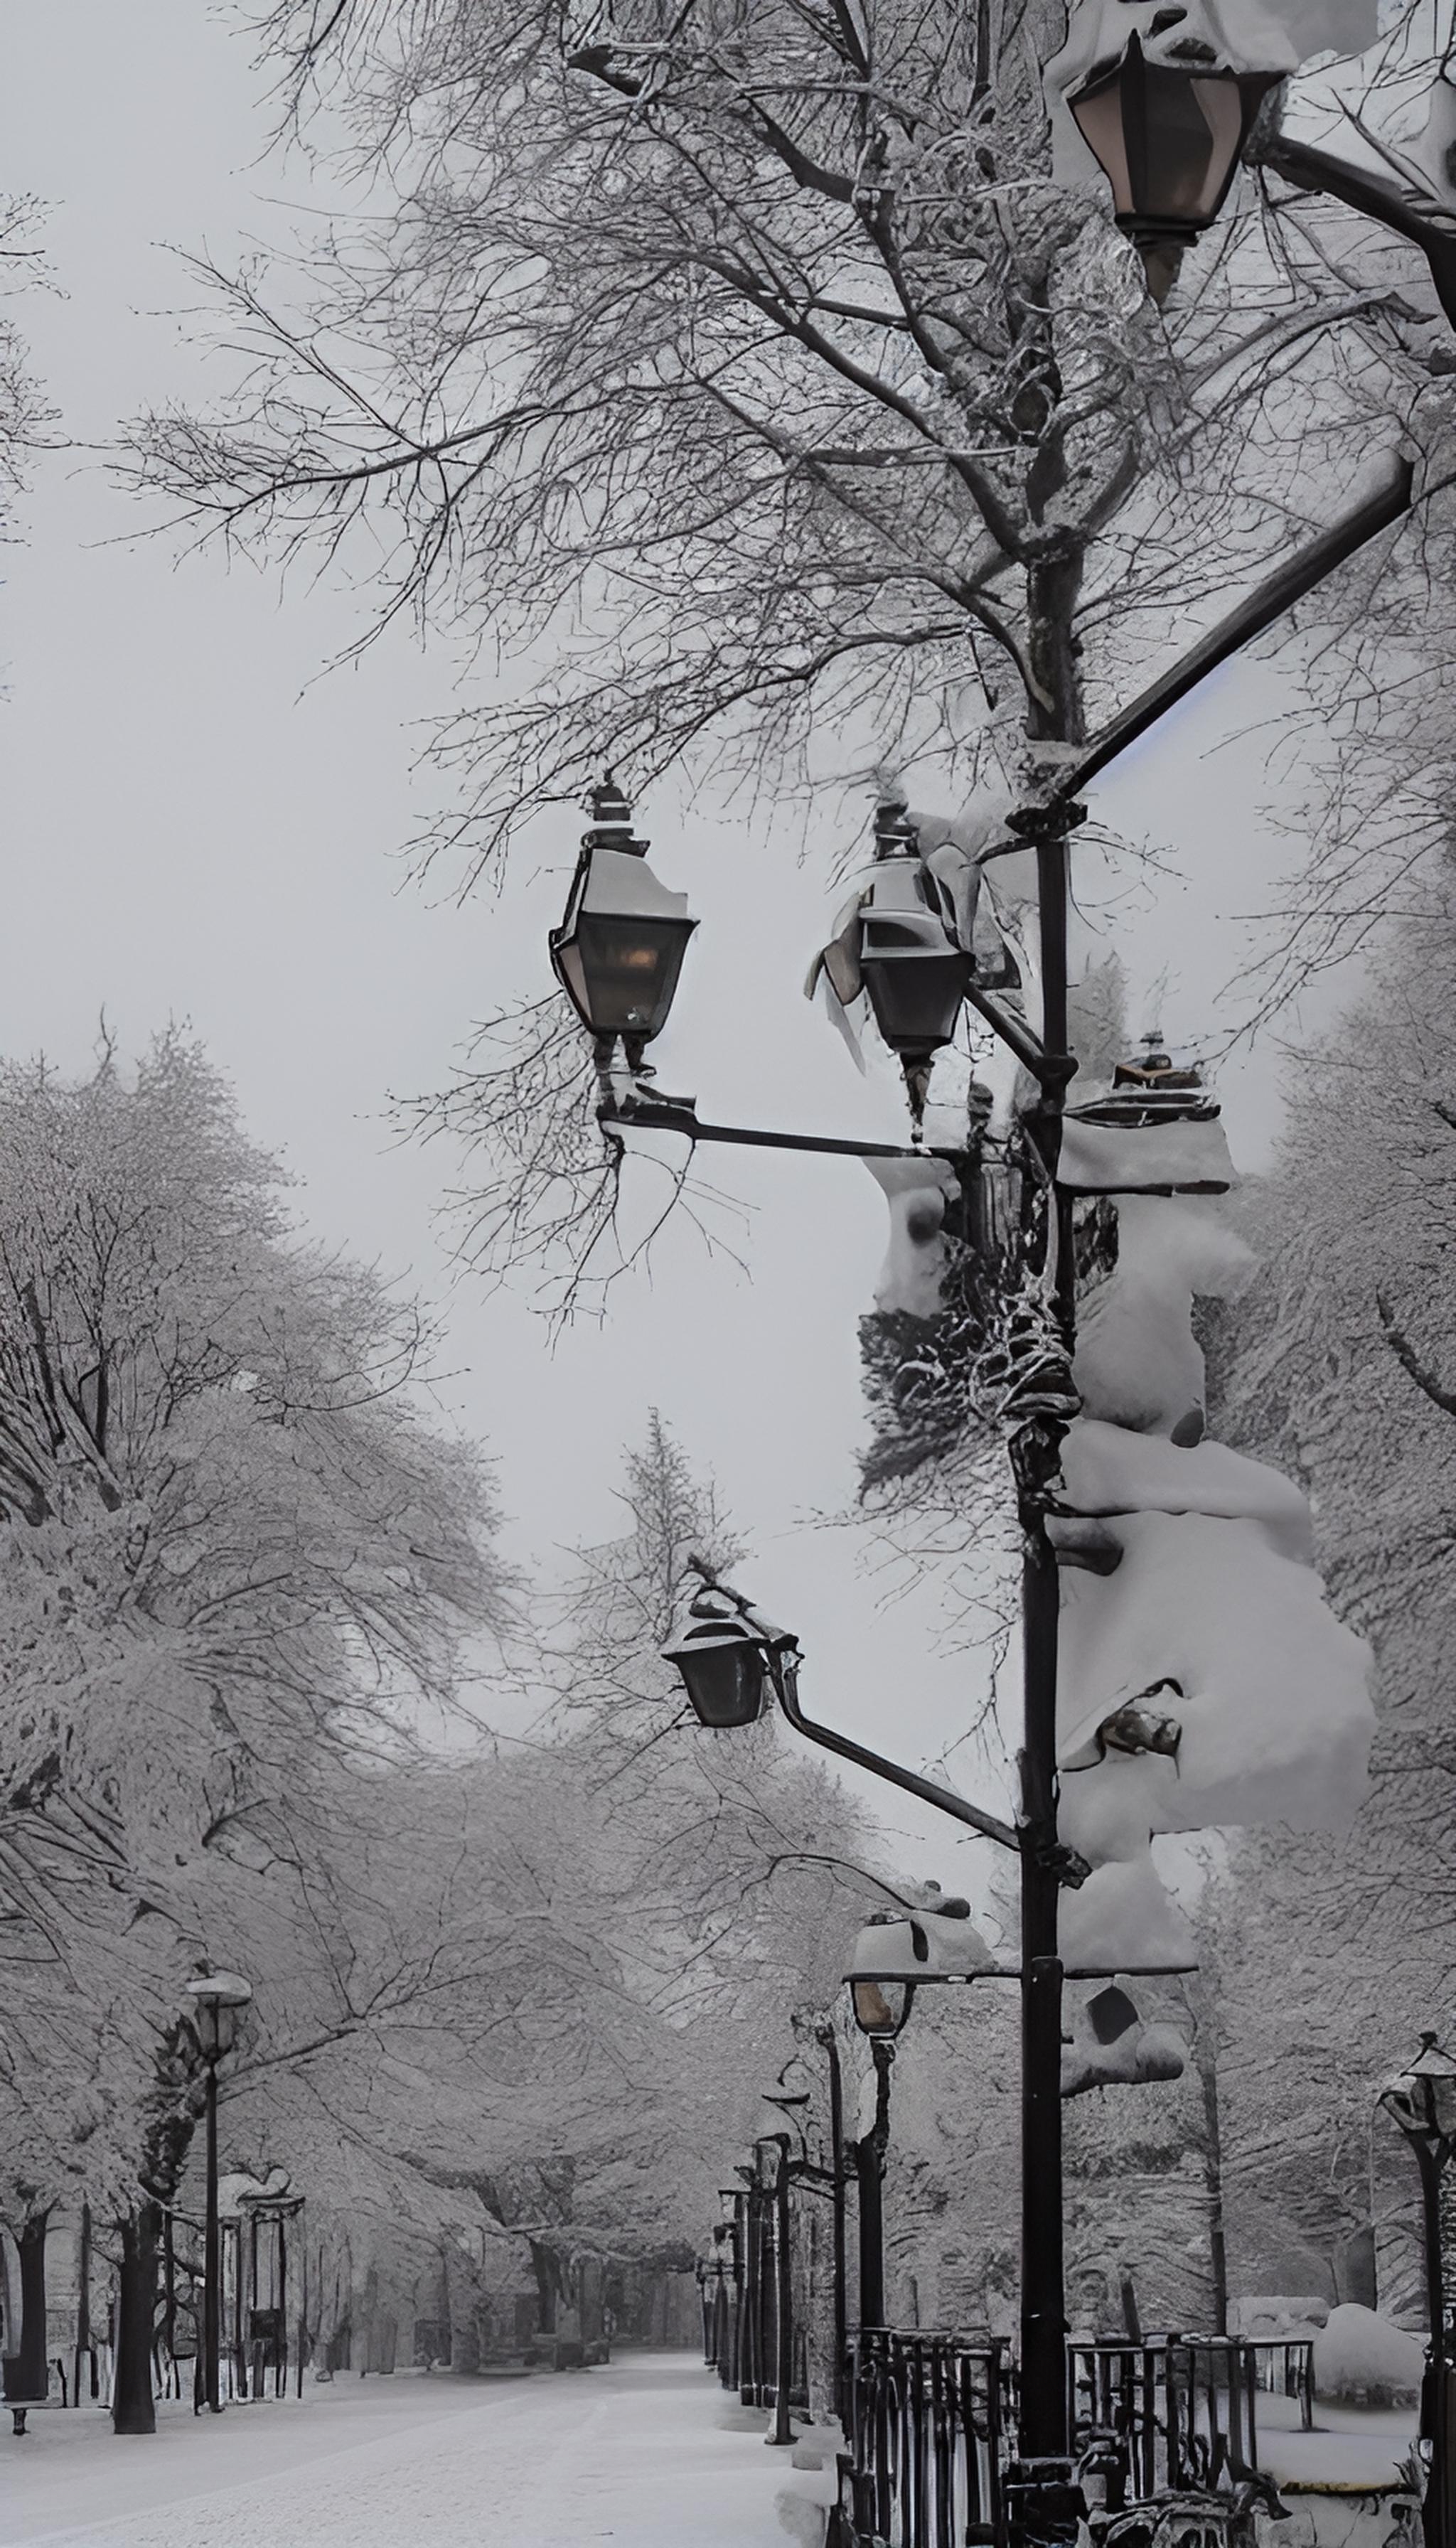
852, 1978, 911, 2038
674, 1643, 767, 1728
1071, 83, 1135, 214
570, 913, 694, 1039
1139, 66, 1243, 223
861, 951, 972, 1059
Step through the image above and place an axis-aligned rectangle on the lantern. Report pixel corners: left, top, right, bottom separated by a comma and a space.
662, 1582, 796, 1728
182, 1969, 254, 2062
663, 1609, 773, 1728
845, 1902, 1004, 2035
1046, 0, 1294, 296
550, 775, 698, 1069
855, 802, 973, 1133
1380, 2033, 1456, 2151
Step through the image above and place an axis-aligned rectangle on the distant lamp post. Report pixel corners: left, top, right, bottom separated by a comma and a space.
550, 774, 698, 1080
182, 1969, 253, 2416
1381, 2033, 1456, 2548
853, 802, 973, 1141
754, 2135, 797, 2448
1049, 0, 1288, 298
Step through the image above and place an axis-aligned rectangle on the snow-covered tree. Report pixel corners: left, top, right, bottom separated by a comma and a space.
110, 0, 1454, 1310
1194, 910, 1456, 2313
0, 1033, 511, 2413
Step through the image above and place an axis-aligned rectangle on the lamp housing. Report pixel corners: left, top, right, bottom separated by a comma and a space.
857, 803, 973, 1065
662, 1583, 796, 1729
850, 1976, 916, 2039
1380, 2032, 1456, 2151
550, 776, 697, 1055
1068, 33, 1280, 244
845, 1902, 1005, 2034
183, 1969, 255, 2062
754, 2134, 788, 2191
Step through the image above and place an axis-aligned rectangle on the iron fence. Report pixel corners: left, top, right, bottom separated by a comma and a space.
844, 2328, 1008, 2548
1069, 2337, 1309, 2498
1246, 2338, 1315, 2431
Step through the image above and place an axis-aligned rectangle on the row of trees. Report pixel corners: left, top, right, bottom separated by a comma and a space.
0, 1041, 882, 2424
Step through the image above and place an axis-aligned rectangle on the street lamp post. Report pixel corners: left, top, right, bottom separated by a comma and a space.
756, 2135, 798, 2448
813, 2026, 852, 2435
556, 478, 1443, 2507
665, 1570, 1079, 2476
1380, 2034, 1456, 2548
182, 1970, 253, 2417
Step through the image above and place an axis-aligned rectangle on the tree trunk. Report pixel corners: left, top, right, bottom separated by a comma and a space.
530, 2239, 563, 2336
16, 2211, 50, 2401
112, 2205, 159, 2436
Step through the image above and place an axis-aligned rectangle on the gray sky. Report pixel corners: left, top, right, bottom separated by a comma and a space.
0, 2, 1360, 1870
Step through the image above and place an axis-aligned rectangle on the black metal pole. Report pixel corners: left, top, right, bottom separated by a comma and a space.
855, 2043, 893, 2330
818, 2025, 850, 2432
203, 2059, 223, 2414
770, 2145, 796, 2446
1011, 821, 1076, 2480
1414, 2139, 1453, 2548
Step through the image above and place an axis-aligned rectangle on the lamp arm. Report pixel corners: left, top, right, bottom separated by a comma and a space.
597, 1091, 966, 1162
1260, 122, 1456, 256
766, 1646, 1021, 1856
973, 454, 1418, 834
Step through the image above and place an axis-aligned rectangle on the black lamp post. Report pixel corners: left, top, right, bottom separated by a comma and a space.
754, 2134, 798, 2447
549, 774, 698, 1081
1381, 2033, 1456, 2548
663, 1569, 1078, 2495
182, 1969, 253, 2416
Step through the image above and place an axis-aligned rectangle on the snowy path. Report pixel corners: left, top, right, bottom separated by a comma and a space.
0, 2352, 793, 2547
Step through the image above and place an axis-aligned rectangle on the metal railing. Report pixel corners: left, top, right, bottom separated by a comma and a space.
1069, 2337, 1311, 2498
845, 2328, 1008, 2548
1246, 2338, 1315, 2431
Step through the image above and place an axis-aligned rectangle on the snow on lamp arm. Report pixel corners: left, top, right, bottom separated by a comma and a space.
843, 1901, 1007, 2041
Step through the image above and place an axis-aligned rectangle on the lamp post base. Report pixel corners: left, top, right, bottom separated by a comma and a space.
1005, 2457, 1087, 2548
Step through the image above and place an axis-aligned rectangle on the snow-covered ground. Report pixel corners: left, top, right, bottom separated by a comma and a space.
0, 2352, 791, 2547
1254, 2389, 1418, 2491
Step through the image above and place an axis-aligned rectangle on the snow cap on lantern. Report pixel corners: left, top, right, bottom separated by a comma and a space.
844, 1898, 1004, 2035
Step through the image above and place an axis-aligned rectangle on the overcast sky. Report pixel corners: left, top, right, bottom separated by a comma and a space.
0, 3, 1361, 1871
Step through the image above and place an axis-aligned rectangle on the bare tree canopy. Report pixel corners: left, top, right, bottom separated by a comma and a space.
120, 0, 1439, 883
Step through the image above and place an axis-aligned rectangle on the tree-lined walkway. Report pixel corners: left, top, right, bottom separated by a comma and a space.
0, 2354, 789, 2547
